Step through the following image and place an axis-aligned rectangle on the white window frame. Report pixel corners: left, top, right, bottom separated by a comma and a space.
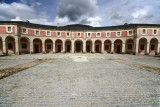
35, 30, 40, 36
46, 31, 51, 36
22, 27, 28, 34
66, 32, 70, 37
87, 32, 91, 37
106, 32, 110, 37
6, 26, 12, 33
116, 31, 121, 37
77, 32, 81, 37
128, 30, 132, 36
57, 32, 61, 37
142, 29, 146, 35
153, 29, 157, 35
96, 32, 101, 37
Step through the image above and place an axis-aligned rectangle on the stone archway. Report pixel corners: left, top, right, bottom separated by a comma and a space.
114, 39, 122, 53
150, 38, 158, 55
75, 40, 83, 53
45, 39, 53, 53
95, 40, 102, 53
55, 39, 63, 53
65, 40, 71, 53
0, 37, 2, 54
104, 40, 111, 53
6, 36, 15, 54
33, 38, 42, 53
86, 40, 92, 53
20, 37, 30, 54
139, 38, 147, 54
125, 39, 134, 54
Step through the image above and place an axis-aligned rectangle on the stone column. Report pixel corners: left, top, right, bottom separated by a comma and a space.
2, 40, 7, 54
63, 41, 65, 53
92, 41, 95, 53
101, 43, 104, 53
42, 41, 45, 53
146, 41, 150, 55
133, 37, 139, 55
122, 43, 126, 54
53, 42, 55, 53
30, 42, 33, 54
111, 43, 114, 54
15, 37, 20, 55
83, 40, 86, 53
157, 42, 160, 55
71, 40, 74, 53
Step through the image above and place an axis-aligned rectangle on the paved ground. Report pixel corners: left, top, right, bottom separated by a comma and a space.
0, 53, 160, 107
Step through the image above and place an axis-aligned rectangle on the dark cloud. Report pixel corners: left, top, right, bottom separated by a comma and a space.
57, 0, 98, 21
79, 18, 91, 24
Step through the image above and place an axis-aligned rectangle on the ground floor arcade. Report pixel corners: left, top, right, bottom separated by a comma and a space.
0, 35, 160, 55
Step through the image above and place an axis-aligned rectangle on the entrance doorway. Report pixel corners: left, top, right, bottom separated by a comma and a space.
95, 45, 100, 53
66, 45, 71, 52
117, 45, 121, 53
76, 43, 81, 52
57, 45, 61, 53
34, 44, 39, 53
86, 45, 91, 53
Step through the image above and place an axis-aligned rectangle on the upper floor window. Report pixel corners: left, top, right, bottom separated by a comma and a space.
153, 29, 157, 35
7, 26, 12, 33
36, 30, 39, 35
97, 33, 101, 37
142, 29, 146, 35
88, 33, 91, 37
67, 32, 70, 37
47, 31, 51, 36
23, 28, 27, 34
128, 30, 132, 36
106, 32, 110, 37
77, 33, 81, 37
117, 32, 121, 36
57, 32, 61, 36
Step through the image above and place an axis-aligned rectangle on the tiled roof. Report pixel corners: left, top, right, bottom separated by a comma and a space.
0, 21, 160, 31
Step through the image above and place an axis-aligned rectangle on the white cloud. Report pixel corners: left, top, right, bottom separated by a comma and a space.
53, 16, 71, 26
132, 6, 151, 18
87, 16, 102, 27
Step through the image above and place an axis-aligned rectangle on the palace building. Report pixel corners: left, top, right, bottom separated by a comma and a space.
0, 21, 160, 55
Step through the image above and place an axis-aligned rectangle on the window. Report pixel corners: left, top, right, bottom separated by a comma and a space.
47, 31, 51, 36
7, 26, 12, 32
47, 44, 51, 49
67, 32, 70, 37
117, 32, 121, 36
57, 32, 60, 36
22, 43, 27, 49
128, 44, 132, 50
8, 43, 13, 49
36, 30, 39, 35
151, 45, 155, 50
106, 32, 110, 37
142, 29, 146, 34
97, 33, 100, 37
140, 44, 144, 50
77, 33, 81, 37
153, 29, 157, 35
23, 28, 27, 34
88, 33, 91, 37
128, 31, 132, 36
105, 45, 109, 50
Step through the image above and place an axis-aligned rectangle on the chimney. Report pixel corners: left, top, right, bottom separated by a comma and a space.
124, 23, 128, 25
26, 20, 30, 23
57, 23, 59, 27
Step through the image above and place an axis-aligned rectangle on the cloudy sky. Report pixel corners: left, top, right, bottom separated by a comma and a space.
0, 0, 160, 27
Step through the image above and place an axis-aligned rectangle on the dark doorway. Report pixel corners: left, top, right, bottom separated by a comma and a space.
95, 45, 100, 53
66, 45, 71, 52
86, 45, 90, 53
117, 45, 121, 53
76, 43, 81, 52
34, 44, 39, 53
57, 45, 61, 53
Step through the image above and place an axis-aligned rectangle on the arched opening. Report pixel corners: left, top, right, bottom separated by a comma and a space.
150, 38, 158, 55
55, 39, 63, 53
104, 40, 111, 53
6, 36, 15, 54
33, 38, 42, 53
65, 40, 71, 53
45, 39, 53, 53
75, 40, 83, 53
139, 38, 147, 54
86, 40, 92, 53
95, 40, 102, 53
114, 39, 122, 53
20, 37, 30, 54
0, 37, 2, 54
125, 39, 134, 54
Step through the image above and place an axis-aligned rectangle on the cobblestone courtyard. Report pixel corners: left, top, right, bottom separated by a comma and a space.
0, 54, 160, 107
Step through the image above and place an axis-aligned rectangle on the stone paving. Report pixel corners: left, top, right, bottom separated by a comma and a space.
0, 54, 160, 107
